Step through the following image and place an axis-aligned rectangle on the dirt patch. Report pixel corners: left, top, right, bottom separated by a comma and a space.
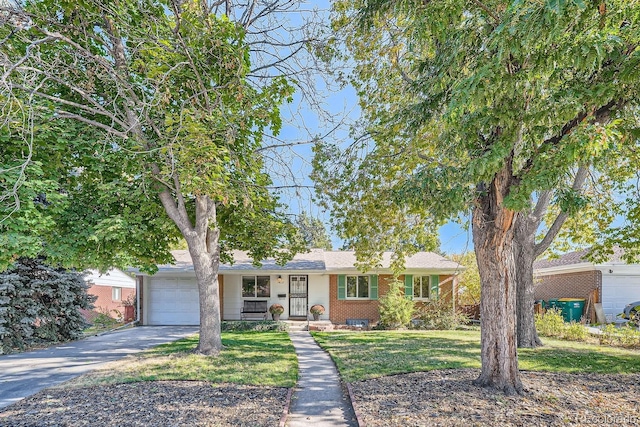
0, 382, 288, 427
349, 369, 640, 426
3, 369, 639, 426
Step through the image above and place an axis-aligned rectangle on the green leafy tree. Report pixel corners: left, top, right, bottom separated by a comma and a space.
316, 0, 640, 393
377, 280, 415, 329
0, 0, 308, 355
295, 211, 333, 250
451, 252, 481, 306
0, 258, 95, 354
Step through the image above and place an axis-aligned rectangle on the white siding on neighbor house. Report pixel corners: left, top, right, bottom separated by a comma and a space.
86, 269, 136, 288
145, 277, 199, 325
222, 274, 330, 320
601, 274, 640, 319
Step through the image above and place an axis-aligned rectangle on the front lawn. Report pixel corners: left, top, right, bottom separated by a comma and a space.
312, 330, 640, 382
66, 331, 297, 388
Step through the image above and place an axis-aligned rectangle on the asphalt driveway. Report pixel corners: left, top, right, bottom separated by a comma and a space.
0, 326, 198, 409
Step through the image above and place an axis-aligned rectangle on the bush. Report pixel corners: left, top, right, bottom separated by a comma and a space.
377, 280, 415, 329
0, 258, 95, 354
90, 308, 123, 330
412, 296, 467, 330
535, 308, 565, 338
563, 321, 588, 341
619, 325, 640, 348
599, 323, 618, 345
221, 321, 288, 332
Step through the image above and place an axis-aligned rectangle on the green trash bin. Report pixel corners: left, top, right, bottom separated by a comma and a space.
558, 298, 585, 322
547, 299, 560, 310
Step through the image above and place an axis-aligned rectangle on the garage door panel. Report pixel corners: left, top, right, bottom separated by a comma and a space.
148, 279, 199, 325
602, 275, 640, 318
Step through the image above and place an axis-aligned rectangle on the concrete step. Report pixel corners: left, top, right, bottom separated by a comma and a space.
283, 320, 333, 332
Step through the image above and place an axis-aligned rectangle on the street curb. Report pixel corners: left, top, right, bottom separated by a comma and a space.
279, 387, 294, 427
345, 383, 364, 427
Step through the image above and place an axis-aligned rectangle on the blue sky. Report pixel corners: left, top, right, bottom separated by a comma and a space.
259, 1, 473, 255
267, 75, 473, 255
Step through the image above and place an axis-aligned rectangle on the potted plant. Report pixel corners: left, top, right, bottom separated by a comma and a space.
269, 303, 284, 321
310, 304, 325, 321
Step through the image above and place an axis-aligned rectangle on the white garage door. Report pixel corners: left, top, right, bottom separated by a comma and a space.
602, 275, 640, 318
147, 278, 199, 325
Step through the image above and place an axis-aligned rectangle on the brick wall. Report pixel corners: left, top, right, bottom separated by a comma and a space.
329, 274, 392, 324
534, 270, 601, 301
328, 274, 456, 324
88, 284, 135, 319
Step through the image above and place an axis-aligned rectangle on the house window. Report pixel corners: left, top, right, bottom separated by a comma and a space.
346, 275, 369, 299
413, 276, 431, 299
242, 276, 270, 298
112, 287, 122, 301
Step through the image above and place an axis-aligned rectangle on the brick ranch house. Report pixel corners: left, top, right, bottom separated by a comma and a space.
132, 249, 462, 326
533, 248, 640, 321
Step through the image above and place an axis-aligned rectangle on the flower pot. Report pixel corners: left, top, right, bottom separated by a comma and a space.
312, 313, 320, 321
272, 313, 281, 321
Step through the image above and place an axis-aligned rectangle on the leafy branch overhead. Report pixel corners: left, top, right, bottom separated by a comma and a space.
0, 0, 303, 271
317, 0, 640, 260
1, 0, 311, 355
316, 0, 640, 393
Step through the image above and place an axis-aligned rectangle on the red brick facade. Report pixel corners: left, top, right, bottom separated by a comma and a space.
328, 274, 455, 325
534, 270, 601, 302
88, 284, 135, 319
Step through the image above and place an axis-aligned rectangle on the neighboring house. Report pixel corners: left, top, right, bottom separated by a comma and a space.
533, 248, 640, 320
84, 269, 136, 320
134, 249, 462, 326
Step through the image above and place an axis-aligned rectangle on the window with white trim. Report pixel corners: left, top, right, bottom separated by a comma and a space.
346, 275, 369, 299
112, 287, 122, 301
242, 276, 270, 298
413, 276, 431, 299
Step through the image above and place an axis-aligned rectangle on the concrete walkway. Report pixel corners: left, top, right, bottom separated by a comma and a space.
287, 331, 358, 427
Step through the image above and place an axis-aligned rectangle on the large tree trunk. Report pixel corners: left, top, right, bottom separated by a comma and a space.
514, 167, 588, 348
514, 214, 542, 348
472, 162, 523, 395
188, 232, 223, 355
158, 191, 223, 355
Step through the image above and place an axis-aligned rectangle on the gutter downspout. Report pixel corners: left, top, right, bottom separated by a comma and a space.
135, 275, 141, 325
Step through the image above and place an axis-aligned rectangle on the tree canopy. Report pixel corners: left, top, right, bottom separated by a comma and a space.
0, 0, 310, 354
295, 211, 333, 250
315, 0, 640, 393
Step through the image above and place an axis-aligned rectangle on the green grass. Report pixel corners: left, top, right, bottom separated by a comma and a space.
66, 331, 297, 388
312, 330, 640, 382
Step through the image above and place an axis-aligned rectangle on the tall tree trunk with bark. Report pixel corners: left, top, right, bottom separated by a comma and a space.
187, 231, 223, 355
514, 167, 588, 348
158, 192, 223, 355
472, 160, 523, 395
514, 213, 543, 348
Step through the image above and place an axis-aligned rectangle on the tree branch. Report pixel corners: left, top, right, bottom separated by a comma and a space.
469, 0, 500, 25
534, 166, 589, 257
